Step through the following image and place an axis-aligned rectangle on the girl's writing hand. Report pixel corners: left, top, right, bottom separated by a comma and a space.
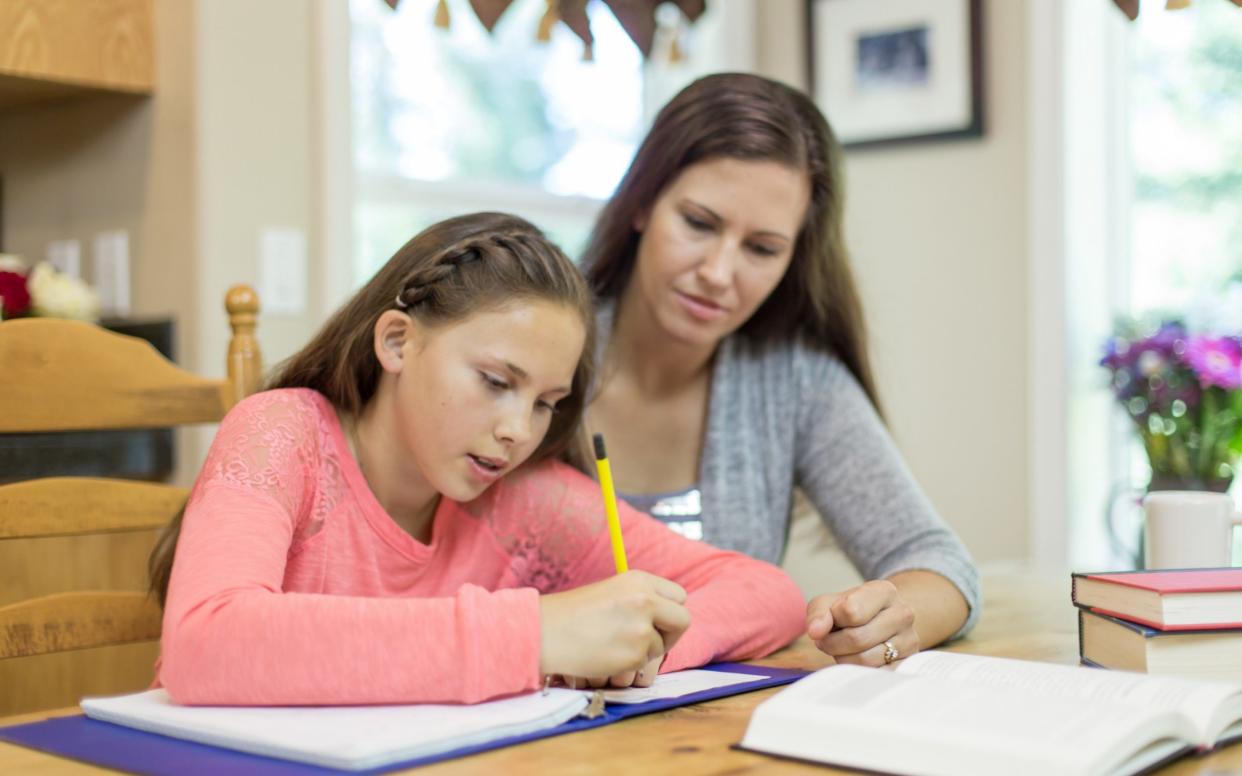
539, 571, 689, 683
557, 654, 663, 690
805, 579, 919, 666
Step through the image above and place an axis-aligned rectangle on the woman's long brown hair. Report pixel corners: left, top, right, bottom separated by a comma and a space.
583, 72, 882, 414
150, 212, 595, 606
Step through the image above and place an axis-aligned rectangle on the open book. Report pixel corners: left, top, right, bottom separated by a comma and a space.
740, 651, 1242, 776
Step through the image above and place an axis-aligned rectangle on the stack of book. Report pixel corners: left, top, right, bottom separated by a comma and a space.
1071, 568, 1242, 682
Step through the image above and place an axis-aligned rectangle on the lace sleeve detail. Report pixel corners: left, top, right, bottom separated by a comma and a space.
188, 389, 336, 546
461, 460, 609, 592
464, 459, 806, 668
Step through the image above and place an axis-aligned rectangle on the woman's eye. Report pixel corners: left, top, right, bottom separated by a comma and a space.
683, 213, 712, 232
749, 243, 779, 257
481, 373, 509, 391
536, 400, 558, 414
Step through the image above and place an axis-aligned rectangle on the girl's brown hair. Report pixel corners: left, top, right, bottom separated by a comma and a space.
583, 72, 882, 413
150, 212, 595, 606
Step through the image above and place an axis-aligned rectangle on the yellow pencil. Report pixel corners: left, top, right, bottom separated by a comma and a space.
592, 432, 629, 574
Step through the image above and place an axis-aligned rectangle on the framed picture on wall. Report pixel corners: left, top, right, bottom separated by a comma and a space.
806, 0, 984, 149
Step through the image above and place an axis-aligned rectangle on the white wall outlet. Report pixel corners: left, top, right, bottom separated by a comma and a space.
94, 229, 131, 317
46, 239, 82, 278
258, 227, 307, 316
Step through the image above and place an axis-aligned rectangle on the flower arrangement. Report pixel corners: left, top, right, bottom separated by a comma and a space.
1101, 320, 1242, 491
0, 254, 100, 322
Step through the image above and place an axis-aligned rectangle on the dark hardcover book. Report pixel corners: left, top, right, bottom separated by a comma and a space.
1078, 608, 1242, 682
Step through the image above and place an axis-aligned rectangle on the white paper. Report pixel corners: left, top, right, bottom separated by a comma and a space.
602, 669, 762, 704
740, 664, 1194, 776
900, 651, 1242, 742
82, 688, 588, 771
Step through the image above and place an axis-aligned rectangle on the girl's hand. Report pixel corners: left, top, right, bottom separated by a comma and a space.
557, 654, 664, 690
805, 579, 919, 666
539, 571, 689, 682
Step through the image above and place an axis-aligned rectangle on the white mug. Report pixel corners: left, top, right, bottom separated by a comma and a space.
1143, 491, 1242, 569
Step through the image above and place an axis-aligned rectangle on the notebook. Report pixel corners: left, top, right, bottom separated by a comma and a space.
79, 687, 589, 772
0, 663, 805, 775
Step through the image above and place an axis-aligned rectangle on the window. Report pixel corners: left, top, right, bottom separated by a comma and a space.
1128, 2, 1242, 326
1059, 0, 1242, 569
1122, 0, 1242, 564
347, 0, 754, 285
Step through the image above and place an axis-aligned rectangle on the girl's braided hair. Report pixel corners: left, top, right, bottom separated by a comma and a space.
271, 212, 595, 465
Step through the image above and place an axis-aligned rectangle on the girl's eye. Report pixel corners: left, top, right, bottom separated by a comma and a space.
748, 243, 780, 257
536, 400, 558, 414
481, 373, 509, 391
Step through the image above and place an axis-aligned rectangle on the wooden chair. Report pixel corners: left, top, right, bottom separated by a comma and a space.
0, 286, 261, 715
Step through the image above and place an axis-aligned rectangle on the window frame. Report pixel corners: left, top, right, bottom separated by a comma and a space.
1028, 0, 1135, 569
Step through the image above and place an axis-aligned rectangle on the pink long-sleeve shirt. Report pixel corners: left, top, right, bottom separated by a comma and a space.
157, 388, 805, 706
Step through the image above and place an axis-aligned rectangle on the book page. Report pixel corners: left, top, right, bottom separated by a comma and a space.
601, 669, 761, 704
900, 651, 1242, 744
789, 665, 1177, 753
742, 665, 1192, 776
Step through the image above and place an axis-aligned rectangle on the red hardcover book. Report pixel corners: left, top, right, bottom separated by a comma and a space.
1071, 568, 1242, 631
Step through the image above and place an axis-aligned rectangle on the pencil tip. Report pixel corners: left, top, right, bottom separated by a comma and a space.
593, 433, 606, 459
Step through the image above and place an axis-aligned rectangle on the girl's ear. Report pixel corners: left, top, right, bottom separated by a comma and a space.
374, 310, 414, 374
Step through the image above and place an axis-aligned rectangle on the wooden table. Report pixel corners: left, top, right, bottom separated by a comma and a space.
2, 566, 1240, 774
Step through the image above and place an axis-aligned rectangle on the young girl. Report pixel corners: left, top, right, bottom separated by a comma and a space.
150, 212, 805, 706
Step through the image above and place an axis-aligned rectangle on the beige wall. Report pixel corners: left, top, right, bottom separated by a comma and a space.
760, 0, 1029, 571
180, 0, 318, 475
195, 0, 318, 379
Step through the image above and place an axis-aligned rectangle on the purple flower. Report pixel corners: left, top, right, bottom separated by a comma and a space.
1149, 321, 1187, 354
1100, 322, 1188, 371
1100, 337, 1127, 369
1184, 336, 1242, 389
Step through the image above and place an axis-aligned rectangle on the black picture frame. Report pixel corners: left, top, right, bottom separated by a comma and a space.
805, 0, 984, 149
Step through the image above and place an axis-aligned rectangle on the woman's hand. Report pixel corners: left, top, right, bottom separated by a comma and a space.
805, 579, 919, 666
539, 571, 689, 683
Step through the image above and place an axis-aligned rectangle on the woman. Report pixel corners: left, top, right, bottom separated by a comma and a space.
583, 73, 979, 666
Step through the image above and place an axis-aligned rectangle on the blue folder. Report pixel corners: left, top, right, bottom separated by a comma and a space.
0, 663, 807, 775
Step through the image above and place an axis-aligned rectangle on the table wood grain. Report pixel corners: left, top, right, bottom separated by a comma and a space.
2, 566, 1238, 775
